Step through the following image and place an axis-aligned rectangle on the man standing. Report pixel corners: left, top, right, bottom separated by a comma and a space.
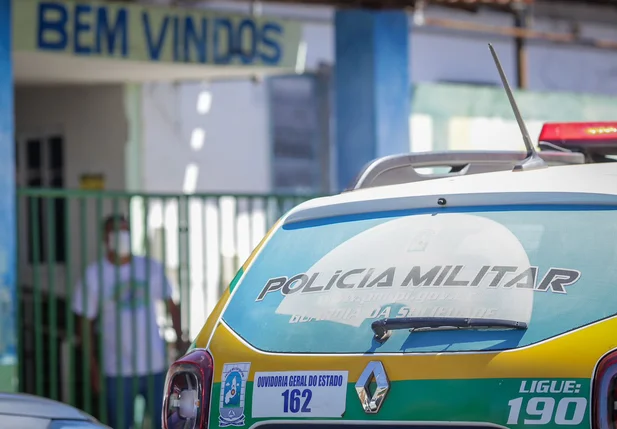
73, 214, 188, 429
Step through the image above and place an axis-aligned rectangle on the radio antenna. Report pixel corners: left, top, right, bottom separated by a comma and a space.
488, 43, 547, 171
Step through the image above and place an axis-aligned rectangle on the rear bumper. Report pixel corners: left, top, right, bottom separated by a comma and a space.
250, 422, 509, 429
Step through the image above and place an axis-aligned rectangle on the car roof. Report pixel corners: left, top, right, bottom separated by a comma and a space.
285, 162, 617, 225
0, 392, 93, 420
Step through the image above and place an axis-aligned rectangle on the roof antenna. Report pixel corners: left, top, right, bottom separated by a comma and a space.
488, 43, 547, 171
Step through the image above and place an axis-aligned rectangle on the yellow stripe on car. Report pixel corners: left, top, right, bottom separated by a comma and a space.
208, 316, 617, 383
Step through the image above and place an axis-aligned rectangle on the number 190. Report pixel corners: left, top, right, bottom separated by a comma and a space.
507, 397, 587, 426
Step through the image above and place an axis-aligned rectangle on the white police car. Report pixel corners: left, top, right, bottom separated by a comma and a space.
161, 45, 617, 429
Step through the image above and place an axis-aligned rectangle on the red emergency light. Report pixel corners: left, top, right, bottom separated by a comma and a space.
539, 122, 617, 147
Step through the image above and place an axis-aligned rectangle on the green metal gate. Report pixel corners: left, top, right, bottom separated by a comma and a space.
16, 188, 317, 428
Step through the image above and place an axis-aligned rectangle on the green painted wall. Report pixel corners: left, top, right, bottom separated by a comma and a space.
410, 83, 617, 152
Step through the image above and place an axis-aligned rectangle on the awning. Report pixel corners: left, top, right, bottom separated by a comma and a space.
214, 0, 534, 9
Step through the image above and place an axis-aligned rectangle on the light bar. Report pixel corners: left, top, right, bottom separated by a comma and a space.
539, 122, 617, 146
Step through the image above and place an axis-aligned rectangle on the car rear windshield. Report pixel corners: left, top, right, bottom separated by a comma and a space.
222, 205, 617, 353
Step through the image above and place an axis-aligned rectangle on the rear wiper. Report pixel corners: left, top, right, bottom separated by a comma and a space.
371, 317, 528, 343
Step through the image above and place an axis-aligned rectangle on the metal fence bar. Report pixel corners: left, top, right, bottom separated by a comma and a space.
130, 195, 139, 428
78, 197, 92, 414
16, 192, 23, 394
15, 187, 321, 423
94, 197, 106, 424
217, 196, 225, 297
161, 196, 169, 364
182, 196, 191, 350
144, 195, 155, 428
112, 197, 126, 429
65, 196, 75, 407
45, 196, 58, 400
17, 187, 314, 200
31, 197, 43, 397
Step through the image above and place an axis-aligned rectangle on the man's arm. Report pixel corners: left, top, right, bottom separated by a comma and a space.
76, 316, 101, 392
166, 298, 183, 340
166, 298, 190, 355
72, 267, 101, 392
156, 259, 190, 356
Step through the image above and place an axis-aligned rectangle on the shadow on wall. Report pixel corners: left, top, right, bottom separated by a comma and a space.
141, 81, 271, 195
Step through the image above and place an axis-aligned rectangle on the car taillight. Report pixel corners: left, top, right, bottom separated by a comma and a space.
592, 351, 617, 429
162, 349, 214, 429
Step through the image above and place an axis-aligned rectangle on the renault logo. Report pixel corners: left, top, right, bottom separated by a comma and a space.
355, 361, 390, 413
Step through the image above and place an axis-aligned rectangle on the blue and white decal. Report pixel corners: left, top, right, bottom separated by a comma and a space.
220, 362, 251, 427
252, 371, 348, 418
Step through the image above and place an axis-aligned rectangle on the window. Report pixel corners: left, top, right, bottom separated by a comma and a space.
269, 75, 326, 194
222, 205, 617, 354
17, 134, 67, 264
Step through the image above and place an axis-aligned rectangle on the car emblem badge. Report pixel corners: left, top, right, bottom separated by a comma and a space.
355, 361, 390, 414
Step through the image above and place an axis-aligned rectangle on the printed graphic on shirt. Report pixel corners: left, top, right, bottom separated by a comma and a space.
112, 280, 151, 309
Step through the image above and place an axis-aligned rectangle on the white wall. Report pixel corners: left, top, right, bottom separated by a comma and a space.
141, 80, 271, 194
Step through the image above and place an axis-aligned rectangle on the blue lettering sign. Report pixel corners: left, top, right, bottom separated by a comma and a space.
184, 17, 207, 64
142, 12, 169, 61
237, 19, 257, 65
37, 2, 68, 51
172, 16, 180, 62
211, 18, 283, 65
213, 18, 233, 64
38, 2, 128, 57
261, 22, 282, 65
95, 7, 128, 57
35, 2, 284, 65
73, 3, 92, 55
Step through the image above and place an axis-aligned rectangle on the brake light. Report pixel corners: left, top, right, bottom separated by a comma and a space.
539, 122, 617, 146
162, 349, 214, 429
592, 350, 617, 429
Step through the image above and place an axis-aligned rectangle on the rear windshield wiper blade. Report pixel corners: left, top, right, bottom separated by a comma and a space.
371, 317, 528, 343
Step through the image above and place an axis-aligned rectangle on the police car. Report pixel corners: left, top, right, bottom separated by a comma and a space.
161, 46, 617, 429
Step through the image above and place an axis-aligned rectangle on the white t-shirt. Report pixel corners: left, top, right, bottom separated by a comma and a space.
72, 256, 173, 377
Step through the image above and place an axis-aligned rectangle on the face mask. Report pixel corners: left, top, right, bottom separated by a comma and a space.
108, 231, 131, 258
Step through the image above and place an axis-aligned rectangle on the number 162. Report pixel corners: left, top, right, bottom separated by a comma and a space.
281, 388, 312, 414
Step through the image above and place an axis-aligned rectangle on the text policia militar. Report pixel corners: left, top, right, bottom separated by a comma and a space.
255, 265, 582, 302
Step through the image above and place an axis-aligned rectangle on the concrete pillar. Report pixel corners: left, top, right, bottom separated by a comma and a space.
334, 9, 411, 191
0, 0, 16, 391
